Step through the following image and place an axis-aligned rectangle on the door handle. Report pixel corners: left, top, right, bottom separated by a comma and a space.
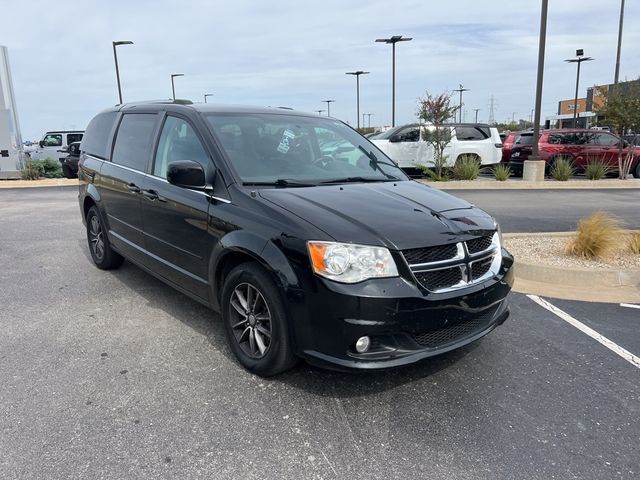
127, 183, 141, 193
142, 189, 166, 202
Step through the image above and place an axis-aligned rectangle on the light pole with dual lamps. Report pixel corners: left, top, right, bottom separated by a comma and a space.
565, 50, 594, 128
345, 71, 369, 129
375, 35, 412, 127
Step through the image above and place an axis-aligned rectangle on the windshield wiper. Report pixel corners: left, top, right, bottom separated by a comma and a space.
319, 176, 398, 184
242, 179, 317, 188
357, 146, 401, 179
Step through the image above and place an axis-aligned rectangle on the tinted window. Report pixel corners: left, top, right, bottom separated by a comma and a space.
515, 134, 534, 145
81, 111, 118, 159
43, 134, 62, 147
548, 133, 584, 145
455, 126, 490, 141
393, 126, 420, 142
66, 133, 83, 145
376, 125, 410, 140
154, 116, 210, 178
112, 114, 157, 171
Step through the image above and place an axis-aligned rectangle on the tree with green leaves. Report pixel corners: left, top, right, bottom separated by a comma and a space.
598, 81, 640, 179
417, 92, 459, 180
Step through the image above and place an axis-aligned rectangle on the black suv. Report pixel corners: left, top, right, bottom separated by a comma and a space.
78, 101, 513, 376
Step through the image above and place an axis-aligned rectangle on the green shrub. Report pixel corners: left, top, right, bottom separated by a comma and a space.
565, 212, 622, 259
417, 164, 449, 182
21, 158, 63, 179
492, 163, 511, 181
452, 155, 481, 180
584, 158, 613, 180
551, 156, 575, 181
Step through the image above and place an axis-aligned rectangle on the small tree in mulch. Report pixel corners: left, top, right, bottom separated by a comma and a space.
417, 92, 459, 180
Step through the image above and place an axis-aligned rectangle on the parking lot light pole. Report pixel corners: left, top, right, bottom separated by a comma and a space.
322, 99, 335, 116
170, 73, 184, 101
615, 0, 625, 84
346, 71, 369, 129
523, 0, 548, 182
375, 35, 412, 128
473, 108, 480, 123
204, 93, 213, 103
565, 50, 594, 127
112, 41, 133, 104
366, 113, 373, 128
315, 109, 325, 116
453, 84, 469, 123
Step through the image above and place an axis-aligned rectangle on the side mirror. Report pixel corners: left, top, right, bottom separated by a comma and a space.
389, 135, 402, 143
167, 160, 208, 190
39, 140, 44, 148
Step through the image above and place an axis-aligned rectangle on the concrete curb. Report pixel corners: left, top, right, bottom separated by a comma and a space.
506, 233, 640, 303
418, 178, 640, 190
0, 178, 79, 188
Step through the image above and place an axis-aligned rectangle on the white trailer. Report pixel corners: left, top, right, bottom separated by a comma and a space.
0, 45, 25, 179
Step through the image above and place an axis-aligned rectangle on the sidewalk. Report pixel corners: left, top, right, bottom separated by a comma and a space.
0, 178, 79, 188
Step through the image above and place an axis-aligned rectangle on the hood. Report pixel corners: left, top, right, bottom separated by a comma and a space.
259, 180, 497, 250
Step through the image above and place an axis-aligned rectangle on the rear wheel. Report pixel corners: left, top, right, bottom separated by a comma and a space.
62, 164, 77, 179
86, 206, 124, 269
221, 262, 297, 376
634, 160, 640, 179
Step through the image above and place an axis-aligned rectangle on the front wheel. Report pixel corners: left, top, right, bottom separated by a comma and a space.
221, 262, 297, 376
86, 206, 124, 270
633, 160, 640, 179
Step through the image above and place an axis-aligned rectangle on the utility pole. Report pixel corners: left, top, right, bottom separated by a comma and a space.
453, 84, 469, 123
614, 0, 625, 84
488, 95, 496, 125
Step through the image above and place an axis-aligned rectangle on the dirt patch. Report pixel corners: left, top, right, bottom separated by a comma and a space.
505, 235, 640, 270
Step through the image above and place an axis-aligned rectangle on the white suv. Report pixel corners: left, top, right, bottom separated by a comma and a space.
26, 130, 84, 161
371, 123, 502, 172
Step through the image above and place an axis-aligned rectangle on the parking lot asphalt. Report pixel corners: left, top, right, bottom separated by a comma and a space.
447, 188, 640, 232
1, 187, 639, 479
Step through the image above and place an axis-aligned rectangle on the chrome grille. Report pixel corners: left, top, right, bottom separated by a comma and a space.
414, 266, 464, 291
466, 235, 493, 255
403, 232, 500, 293
402, 243, 458, 265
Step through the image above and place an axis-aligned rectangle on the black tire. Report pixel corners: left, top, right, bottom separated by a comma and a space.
86, 206, 124, 270
634, 161, 640, 179
62, 164, 77, 179
221, 262, 297, 376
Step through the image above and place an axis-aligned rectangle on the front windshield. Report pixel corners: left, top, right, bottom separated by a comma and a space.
205, 113, 407, 185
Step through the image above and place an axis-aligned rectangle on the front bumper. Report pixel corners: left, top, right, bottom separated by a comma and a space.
291, 249, 514, 371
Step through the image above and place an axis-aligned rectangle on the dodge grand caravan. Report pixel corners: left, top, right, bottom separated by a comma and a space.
78, 101, 514, 376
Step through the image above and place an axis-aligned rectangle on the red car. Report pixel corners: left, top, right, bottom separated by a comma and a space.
501, 130, 525, 164
508, 129, 640, 177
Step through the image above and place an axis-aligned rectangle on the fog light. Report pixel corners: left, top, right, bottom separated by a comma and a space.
355, 336, 371, 353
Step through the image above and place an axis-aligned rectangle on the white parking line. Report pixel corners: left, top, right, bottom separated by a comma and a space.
620, 303, 640, 310
528, 295, 640, 370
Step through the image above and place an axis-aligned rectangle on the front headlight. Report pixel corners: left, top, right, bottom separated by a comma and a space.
307, 241, 399, 283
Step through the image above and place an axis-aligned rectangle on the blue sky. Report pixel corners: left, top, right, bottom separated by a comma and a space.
2, 0, 639, 139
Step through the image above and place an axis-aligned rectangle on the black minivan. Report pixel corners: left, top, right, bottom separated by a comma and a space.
78, 100, 513, 376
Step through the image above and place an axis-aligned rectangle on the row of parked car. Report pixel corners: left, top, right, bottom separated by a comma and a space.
502, 129, 640, 178
24, 130, 84, 178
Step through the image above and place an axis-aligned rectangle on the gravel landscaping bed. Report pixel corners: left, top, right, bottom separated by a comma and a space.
505, 235, 640, 270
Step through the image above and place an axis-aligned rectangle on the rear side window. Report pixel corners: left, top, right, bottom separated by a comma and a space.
112, 114, 158, 171
515, 134, 534, 145
81, 112, 117, 159
595, 133, 619, 146
455, 126, 490, 141
66, 133, 83, 145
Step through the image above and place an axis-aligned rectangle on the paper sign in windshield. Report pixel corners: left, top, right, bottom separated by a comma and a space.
277, 129, 296, 154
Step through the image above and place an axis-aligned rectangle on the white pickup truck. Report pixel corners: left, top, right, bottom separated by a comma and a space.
371, 123, 502, 172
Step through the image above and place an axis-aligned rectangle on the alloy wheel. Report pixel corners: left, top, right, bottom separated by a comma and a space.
229, 283, 272, 358
88, 215, 105, 261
